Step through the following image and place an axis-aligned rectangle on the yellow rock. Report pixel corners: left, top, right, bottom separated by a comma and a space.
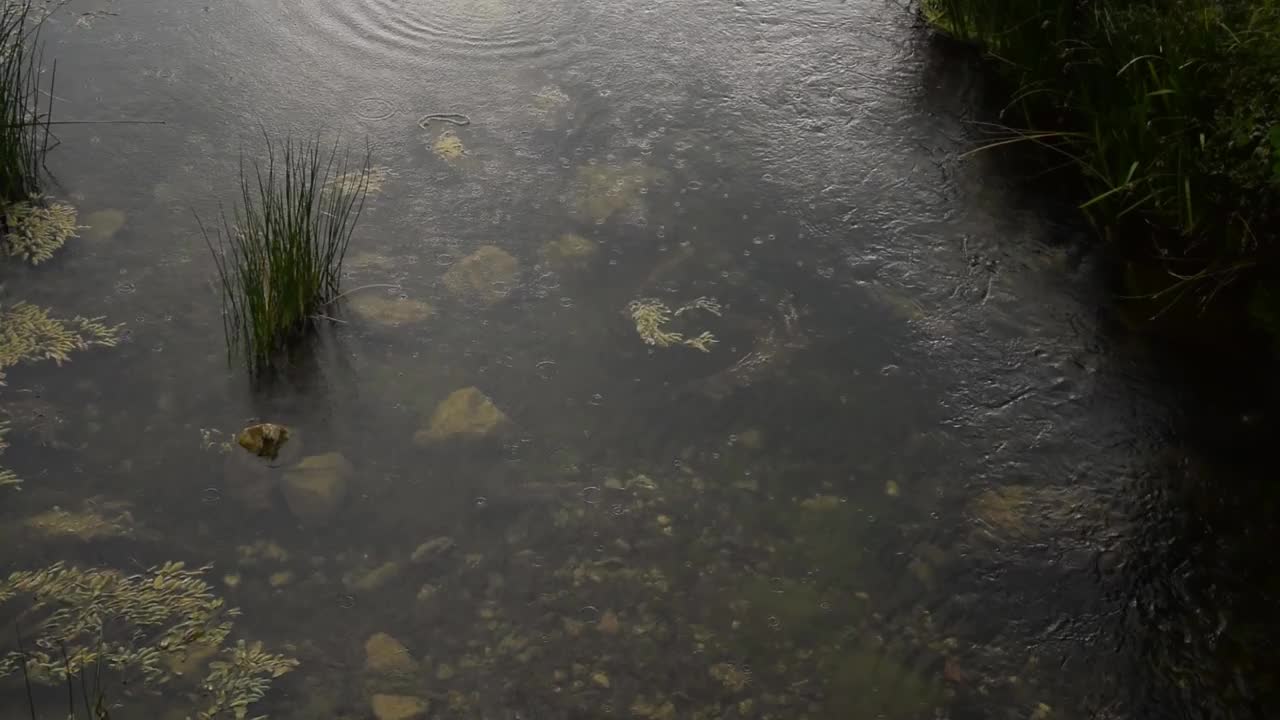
597, 610, 620, 635
80, 209, 126, 241
591, 671, 610, 688
710, 662, 750, 691
348, 294, 434, 327
364, 633, 417, 675
371, 694, 429, 720
346, 561, 401, 592
442, 245, 519, 306
574, 163, 659, 222
268, 571, 294, 588
281, 453, 351, 525
236, 423, 289, 459
540, 233, 597, 269
433, 129, 465, 160
414, 387, 509, 444
799, 494, 842, 511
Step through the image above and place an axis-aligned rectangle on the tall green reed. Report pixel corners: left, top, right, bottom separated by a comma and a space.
201, 134, 370, 373
0, 0, 53, 206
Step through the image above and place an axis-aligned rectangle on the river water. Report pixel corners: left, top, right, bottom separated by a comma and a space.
1, 0, 1276, 718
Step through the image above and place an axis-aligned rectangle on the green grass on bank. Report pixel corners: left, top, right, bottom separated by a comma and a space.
922, 0, 1280, 323
201, 135, 370, 374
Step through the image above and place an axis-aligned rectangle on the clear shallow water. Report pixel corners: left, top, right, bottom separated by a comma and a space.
1, 0, 1277, 718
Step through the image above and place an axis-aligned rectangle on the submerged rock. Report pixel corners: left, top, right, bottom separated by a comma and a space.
345, 560, 402, 592
348, 294, 435, 327
442, 245, 519, 306
80, 209, 127, 242
236, 423, 289, 459
540, 233, 597, 270
364, 633, 417, 675
371, 693, 429, 720
281, 453, 351, 525
410, 537, 455, 564
414, 387, 509, 444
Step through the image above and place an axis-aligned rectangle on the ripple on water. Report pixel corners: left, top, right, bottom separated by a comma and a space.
305, 0, 570, 62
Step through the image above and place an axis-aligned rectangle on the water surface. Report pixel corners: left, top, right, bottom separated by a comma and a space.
1, 0, 1277, 718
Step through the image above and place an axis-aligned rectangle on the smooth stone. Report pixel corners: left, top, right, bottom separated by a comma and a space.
236, 423, 289, 459
348, 294, 435, 327
441, 246, 519, 306
414, 387, 509, 445
281, 453, 351, 525
371, 694, 429, 720
364, 633, 417, 675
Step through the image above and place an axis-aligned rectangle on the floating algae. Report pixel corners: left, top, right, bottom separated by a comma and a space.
1, 197, 82, 264
432, 129, 466, 160
626, 297, 721, 352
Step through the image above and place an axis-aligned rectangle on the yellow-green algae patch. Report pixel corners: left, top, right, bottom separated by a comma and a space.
626, 297, 721, 352
433, 129, 466, 160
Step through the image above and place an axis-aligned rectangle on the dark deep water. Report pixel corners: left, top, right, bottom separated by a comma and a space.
1, 0, 1278, 718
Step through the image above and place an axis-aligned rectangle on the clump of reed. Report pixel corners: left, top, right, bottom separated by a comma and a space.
201, 134, 370, 372
0, 0, 52, 207
923, 0, 1280, 311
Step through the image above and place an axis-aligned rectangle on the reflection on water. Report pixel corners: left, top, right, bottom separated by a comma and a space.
1, 0, 1277, 718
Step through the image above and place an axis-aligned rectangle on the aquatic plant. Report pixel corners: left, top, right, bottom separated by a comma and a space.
199, 640, 299, 720
0, 421, 16, 488
202, 134, 371, 372
0, 301, 121, 386
626, 297, 721, 352
921, 0, 1280, 313
1, 195, 80, 263
0, 561, 238, 683
0, 0, 53, 207
0, 562, 298, 718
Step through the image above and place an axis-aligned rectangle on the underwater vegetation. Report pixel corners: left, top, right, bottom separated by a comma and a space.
1, 196, 81, 264
0, 0, 84, 265
0, 561, 297, 718
202, 134, 371, 373
627, 297, 721, 352
0, 0, 52, 207
0, 301, 120, 387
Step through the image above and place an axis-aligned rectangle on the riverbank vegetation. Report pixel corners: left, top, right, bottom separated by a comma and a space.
202, 135, 370, 373
0, 0, 80, 265
922, 0, 1280, 332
